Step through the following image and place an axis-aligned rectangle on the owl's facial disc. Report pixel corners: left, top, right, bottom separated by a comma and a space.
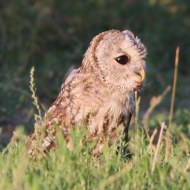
91, 29, 146, 92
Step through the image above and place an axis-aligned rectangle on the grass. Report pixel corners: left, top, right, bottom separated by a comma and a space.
0, 116, 190, 190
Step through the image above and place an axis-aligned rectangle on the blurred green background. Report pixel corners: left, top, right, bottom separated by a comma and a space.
0, 0, 190, 146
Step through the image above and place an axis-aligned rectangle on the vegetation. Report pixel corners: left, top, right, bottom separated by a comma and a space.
0, 0, 190, 189
0, 105, 190, 189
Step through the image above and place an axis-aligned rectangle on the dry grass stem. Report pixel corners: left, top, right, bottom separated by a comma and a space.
143, 86, 171, 140
135, 91, 141, 131
164, 131, 172, 163
151, 122, 166, 173
169, 47, 180, 128
147, 128, 158, 151
164, 47, 180, 163
184, 158, 190, 172
143, 86, 171, 126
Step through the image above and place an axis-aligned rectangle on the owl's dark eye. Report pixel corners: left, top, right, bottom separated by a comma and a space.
115, 55, 129, 65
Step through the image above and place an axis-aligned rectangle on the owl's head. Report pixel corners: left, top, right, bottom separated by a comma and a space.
82, 29, 147, 93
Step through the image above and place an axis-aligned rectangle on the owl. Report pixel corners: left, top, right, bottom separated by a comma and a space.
27, 29, 147, 156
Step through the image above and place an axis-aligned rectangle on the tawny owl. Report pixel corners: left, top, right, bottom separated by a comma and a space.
27, 29, 147, 156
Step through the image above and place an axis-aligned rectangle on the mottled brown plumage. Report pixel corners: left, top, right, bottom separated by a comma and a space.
27, 29, 147, 156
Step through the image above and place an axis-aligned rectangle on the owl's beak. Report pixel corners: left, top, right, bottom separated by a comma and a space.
139, 68, 145, 81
